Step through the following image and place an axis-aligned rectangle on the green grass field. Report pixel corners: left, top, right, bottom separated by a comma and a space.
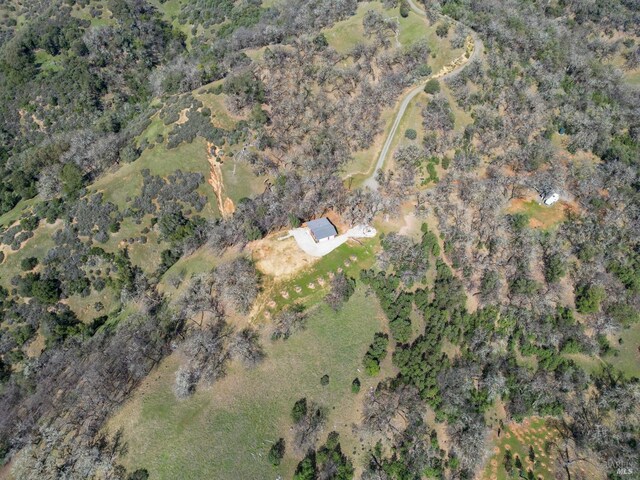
508, 199, 566, 230
70, 3, 116, 28
91, 137, 218, 216
148, 0, 197, 47
264, 238, 377, 315
563, 352, 602, 375
109, 286, 385, 480
221, 158, 264, 202
625, 69, 640, 87
0, 198, 38, 228
34, 49, 63, 74
157, 245, 227, 297
482, 417, 557, 480
606, 322, 640, 378
0, 222, 57, 289
323, 2, 433, 54
193, 88, 237, 130
63, 288, 120, 324
135, 114, 170, 147
96, 216, 168, 278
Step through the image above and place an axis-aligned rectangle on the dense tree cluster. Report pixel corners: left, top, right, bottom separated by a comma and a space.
294, 431, 354, 480
0, 0, 186, 214
324, 272, 356, 311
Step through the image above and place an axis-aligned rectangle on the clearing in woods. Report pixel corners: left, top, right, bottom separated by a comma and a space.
482, 417, 559, 480
606, 321, 640, 378
508, 198, 569, 230
107, 286, 386, 480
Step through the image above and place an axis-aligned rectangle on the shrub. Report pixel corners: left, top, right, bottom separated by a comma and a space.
351, 378, 361, 393
575, 284, 605, 313
424, 79, 440, 94
544, 253, 566, 283
20, 273, 61, 304
399, 0, 410, 18
288, 213, 301, 228
607, 302, 639, 327
324, 273, 356, 311
416, 64, 432, 77
268, 438, 285, 466
426, 162, 439, 183
363, 332, 389, 376
320, 374, 329, 386
405, 128, 417, 140
127, 469, 150, 480
436, 22, 450, 38
119, 144, 141, 163
20, 257, 38, 271
313, 33, 328, 49
61, 163, 84, 198
20, 215, 39, 231
292, 398, 308, 423
159, 249, 180, 274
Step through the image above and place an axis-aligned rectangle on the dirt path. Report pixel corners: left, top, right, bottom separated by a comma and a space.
206, 142, 236, 218
363, 1, 483, 190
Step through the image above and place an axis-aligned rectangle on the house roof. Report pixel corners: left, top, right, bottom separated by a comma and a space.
307, 218, 337, 240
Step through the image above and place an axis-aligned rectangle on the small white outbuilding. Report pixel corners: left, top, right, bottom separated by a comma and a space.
543, 193, 560, 206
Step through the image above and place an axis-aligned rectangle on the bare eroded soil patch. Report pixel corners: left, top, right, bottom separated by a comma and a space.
206, 142, 236, 218
246, 233, 318, 280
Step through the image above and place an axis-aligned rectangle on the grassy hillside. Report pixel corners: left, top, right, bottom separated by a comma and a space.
91, 137, 216, 212
109, 286, 386, 480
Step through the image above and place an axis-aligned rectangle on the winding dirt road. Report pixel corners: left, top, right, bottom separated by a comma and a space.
363, 0, 483, 190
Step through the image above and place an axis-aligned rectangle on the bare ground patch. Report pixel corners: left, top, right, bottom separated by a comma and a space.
206, 142, 236, 218
175, 107, 190, 125
246, 233, 318, 280
24, 328, 46, 358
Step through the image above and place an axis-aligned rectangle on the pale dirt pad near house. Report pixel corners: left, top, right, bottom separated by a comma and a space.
246, 233, 319, 280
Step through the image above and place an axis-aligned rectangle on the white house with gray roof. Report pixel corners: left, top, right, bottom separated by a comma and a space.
306, 218, 337, 243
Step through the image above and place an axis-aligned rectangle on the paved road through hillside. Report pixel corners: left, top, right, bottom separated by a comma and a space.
363, 0, 483, 190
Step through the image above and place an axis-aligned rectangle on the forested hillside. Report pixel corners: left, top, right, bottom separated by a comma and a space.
0, 0, 638, 479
